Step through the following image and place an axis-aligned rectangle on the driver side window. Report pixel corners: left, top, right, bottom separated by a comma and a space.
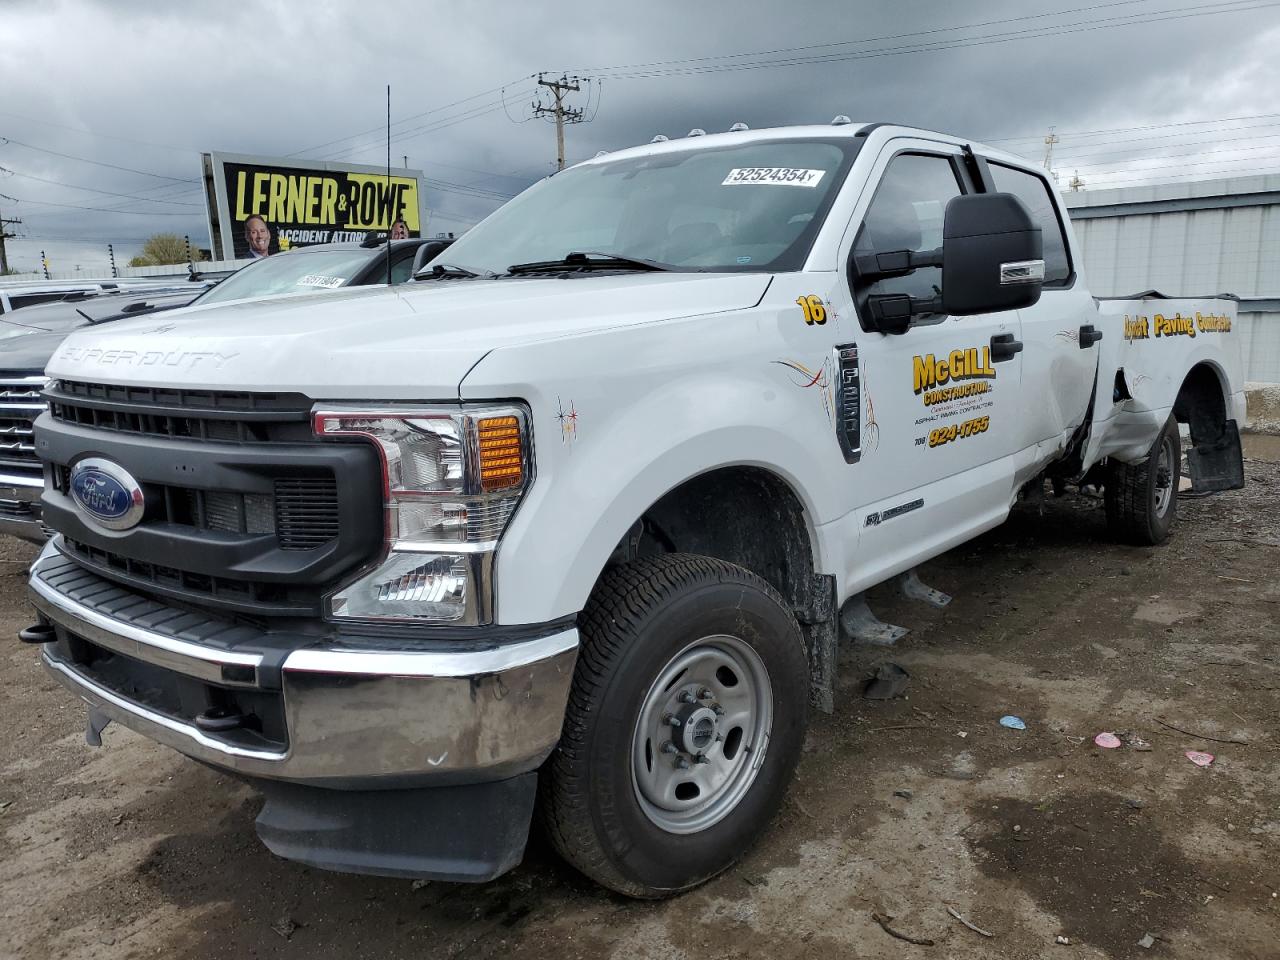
853, 153, 964, 321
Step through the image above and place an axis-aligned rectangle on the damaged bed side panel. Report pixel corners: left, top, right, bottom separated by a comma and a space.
1081, 297, 1246, 486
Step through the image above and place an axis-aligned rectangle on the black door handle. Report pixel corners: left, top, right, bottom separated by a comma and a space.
1079, 324, 1103, 348
990, 332, 1023, 362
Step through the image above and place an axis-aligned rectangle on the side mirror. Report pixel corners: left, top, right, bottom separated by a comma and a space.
859, 192, 1044, 332
940, 192, 1044, 316
411, 240, 451, 276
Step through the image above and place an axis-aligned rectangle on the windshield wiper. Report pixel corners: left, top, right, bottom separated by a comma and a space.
417, 263, 495, 280
505, 251, 678, 276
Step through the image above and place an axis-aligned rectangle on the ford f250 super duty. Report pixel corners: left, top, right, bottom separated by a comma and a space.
21, 121, 1245, 898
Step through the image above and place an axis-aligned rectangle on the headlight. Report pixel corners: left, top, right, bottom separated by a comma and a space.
313, 406, 530, 624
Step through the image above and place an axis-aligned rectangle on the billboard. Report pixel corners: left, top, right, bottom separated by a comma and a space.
201, 152, 428, 261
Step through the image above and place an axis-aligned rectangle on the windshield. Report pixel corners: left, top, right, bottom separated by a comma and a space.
443, 138, 857, 275
194, 249, 373, 305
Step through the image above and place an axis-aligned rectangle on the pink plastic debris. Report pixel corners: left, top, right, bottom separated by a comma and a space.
1094, 732, 1122, 749
1186, 750, 1215, 767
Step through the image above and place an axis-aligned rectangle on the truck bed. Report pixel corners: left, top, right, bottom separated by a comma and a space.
1084, 294, 1245, 469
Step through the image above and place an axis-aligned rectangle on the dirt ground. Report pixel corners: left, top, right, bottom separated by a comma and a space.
2, 438, 1277, 960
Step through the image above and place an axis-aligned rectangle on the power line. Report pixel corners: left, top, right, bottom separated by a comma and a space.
4, 194, 200, 216
1069, 152, 1280, 178
0, 137, 198, 182
567, 0, 1163, 76
426, 178, 515, 201
288, 76, 535, 158
0, 111, 198, 154
1074, 163, 1280, 187
0, 166, 203, 206
985, 112, 1280, 146
319, 89, 536, 162
571, 0, 1277, 80
1027, 135, 1280, 167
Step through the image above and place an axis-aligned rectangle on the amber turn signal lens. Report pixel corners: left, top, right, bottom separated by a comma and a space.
477, 415, 523, 491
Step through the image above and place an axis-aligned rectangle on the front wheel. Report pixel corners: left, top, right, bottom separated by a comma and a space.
1105, 414, 1180, 545
539, 554, 809, 898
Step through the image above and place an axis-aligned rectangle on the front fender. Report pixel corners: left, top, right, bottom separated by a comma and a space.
461, 312, 854, 625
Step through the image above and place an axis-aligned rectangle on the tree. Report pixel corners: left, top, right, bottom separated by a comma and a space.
128, 233, 207, 267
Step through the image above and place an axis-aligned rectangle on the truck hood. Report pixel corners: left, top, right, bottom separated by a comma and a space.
0, 324, 71, 373
45, 272, 771, 399
0, 290, 203, 375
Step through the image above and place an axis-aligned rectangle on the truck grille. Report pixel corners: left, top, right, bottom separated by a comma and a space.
51, 467, 341, 551
49, 379, 314, 443
0, 372, 47, 474
37, 380, 383, 616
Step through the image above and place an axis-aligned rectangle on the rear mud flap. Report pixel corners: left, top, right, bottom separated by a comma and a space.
1188, 419, 1245, 492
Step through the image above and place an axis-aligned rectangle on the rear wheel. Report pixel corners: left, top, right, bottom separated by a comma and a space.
1105, 414, 1180, 545
540, 553, 809, 898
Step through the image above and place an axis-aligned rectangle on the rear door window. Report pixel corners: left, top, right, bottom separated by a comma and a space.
988, 162, 1072, 284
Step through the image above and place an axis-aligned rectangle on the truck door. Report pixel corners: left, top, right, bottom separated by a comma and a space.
985, 159, 1098, 475
832, 145, 1025, 588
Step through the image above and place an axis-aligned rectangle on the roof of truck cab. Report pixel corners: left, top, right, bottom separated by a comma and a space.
575, 122, 1040, 175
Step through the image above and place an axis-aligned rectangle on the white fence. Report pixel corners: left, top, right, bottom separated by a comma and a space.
3, 259, 250, 283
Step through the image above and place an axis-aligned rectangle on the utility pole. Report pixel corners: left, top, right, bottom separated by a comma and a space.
1068, 171, 1085, 192
0, 207, 20, 275
1042, 126, 1059, 174
533, 74, 587, 171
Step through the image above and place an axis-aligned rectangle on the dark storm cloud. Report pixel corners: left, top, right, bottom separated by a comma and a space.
2, 0, 1279, 274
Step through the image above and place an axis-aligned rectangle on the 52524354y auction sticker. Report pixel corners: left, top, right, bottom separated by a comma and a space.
721, 167, 826, 187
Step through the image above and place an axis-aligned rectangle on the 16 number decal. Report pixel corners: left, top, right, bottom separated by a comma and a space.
796, 294, 827, 326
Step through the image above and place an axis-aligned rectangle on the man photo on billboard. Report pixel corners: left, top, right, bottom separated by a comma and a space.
244, 214, 273, 258
390, 218, 410, 241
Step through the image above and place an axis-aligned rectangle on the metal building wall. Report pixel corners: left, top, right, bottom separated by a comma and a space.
1064, 174, 1280, 384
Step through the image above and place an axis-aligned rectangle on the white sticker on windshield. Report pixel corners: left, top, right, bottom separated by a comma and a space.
295, 274, 345, 288
721, 167, 826, 187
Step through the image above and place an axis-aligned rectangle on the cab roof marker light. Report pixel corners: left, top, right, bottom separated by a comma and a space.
687, 128, 706, 137
831, 115, 853, 126
729, 122, 749, 132
651, 134, 669, 143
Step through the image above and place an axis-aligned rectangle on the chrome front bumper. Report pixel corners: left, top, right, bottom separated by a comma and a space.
30, 540, 579, 785
0, 470, 46, 542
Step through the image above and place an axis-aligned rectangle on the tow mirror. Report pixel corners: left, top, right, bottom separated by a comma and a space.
940, 193, 1044, 316
860, 192, 1044, 333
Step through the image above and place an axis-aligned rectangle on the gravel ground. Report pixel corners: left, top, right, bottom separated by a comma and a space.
1, 437, 1277, 960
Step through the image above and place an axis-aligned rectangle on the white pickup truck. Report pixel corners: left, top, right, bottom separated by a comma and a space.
23, 121, 1245, 898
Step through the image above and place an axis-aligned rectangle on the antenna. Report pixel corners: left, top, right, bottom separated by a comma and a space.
386, 83, 392, 286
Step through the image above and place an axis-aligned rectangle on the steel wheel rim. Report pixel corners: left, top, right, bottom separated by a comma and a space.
630, 634, 774, 835
1154, 433, 1176, 517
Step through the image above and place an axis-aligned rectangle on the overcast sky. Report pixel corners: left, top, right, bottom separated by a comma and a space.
2, 0, 1279, 275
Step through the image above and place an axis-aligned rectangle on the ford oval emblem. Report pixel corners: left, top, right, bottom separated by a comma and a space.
69, 458, 145, 531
